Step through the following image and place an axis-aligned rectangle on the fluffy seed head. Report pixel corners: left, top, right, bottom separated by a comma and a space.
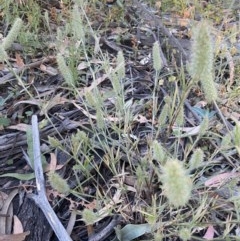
0, 45, 8, 62
189, 21, 213, 80
48, 171, 70, 195
201, 74, 218, 103
117, 51, 125, 79
161, 159, 192, 207
81, 209, 98, 225
57, 54, 75, 87
71, 5, 84, 41
158, 103, 169, 125
152, 41, 163, 71
199, 116, 209, 135
2, 18, 23, 50
179, 228, 191, 241
152, 140, 166, 164
189, 21, 218, 103
189, 148, 204, 171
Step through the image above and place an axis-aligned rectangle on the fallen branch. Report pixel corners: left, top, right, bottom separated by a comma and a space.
27, 115, 72, 241
88, 215, 123, 241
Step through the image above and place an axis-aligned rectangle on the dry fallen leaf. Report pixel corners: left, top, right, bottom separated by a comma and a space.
40, 64, 58, 76
40, 94, 68, 116
0, 189, 19, 234
7, 123, 30, 132
13, 215, 23, 234
0, 231, 30, 241
45, 153, 57, 172
15, 53, 25, 68
203, 225, 216, 240
205, 172, 240, 187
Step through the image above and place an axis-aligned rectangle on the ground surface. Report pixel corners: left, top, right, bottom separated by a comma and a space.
0, 0, 240, 241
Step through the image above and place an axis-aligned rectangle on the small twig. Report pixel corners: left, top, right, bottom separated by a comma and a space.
27, 115, 72, 241
213, 100, 233, 132
88, 215, 123, 241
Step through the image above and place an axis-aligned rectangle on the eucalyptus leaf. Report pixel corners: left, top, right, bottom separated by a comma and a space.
0, 117, 10, 127
115, 223, 151, 241
191, 107, 216, 119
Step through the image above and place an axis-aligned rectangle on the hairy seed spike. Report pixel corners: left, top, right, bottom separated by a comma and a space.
72, 5, 84, 41
152, 140, 166, 164
152, 41, 163, 71
48, 171, 70, 195
161, 159, 192, 207
189, 148, 204, 171
117, 51, 125, 79
0, 45, 8, 62
179, 228, 191, 241
2, 18, 23, 50
57, 54, 75, 87
189, 21, 218, 103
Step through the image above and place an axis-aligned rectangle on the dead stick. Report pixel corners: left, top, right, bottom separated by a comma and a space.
88, 215, 122, 241
28, 115, 72, 241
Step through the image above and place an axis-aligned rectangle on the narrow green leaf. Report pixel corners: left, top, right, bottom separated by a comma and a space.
0, 172, 35, 180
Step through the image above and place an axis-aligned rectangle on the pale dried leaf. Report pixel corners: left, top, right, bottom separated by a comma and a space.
48, 153, 57, 172
205, 172, 240, 187
134, 114, 150, 123
77, 62, 88, 70
203, 225, 216, 240
15, 53, 25, 68
40, 94, 68, 115
66, 210, 77, 235
0, 231, 30, 241
7, 123, 30, 132
0, 192, 8, 210
40, 64, 58, 76
172, 125, 201, 137
13, 216, 23, 234
0, 189, 18, 234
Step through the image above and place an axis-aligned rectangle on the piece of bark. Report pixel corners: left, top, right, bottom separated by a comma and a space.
17, 196, 53, 241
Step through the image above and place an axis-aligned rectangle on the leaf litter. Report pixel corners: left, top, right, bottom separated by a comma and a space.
0, 0, 240, 240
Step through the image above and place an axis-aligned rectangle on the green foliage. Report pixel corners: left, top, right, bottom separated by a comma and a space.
0, 1, 238, 240
115, 223, 151, 241
161, 0, 188, 13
